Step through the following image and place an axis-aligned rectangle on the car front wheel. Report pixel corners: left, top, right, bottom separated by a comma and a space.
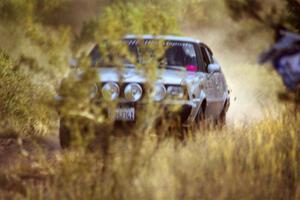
187, 107, 205, 134
195, 107, 206, 129
217, 109, 227, 128
59, 118, 72, 149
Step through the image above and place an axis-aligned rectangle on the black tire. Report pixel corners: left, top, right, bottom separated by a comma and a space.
188, 107, 205, 134
195, 107, 206, 130
217, 100, 228, 128
59, 118, 72, 149
217, 109, 227, 127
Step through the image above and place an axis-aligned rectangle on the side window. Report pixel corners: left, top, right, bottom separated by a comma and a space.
200, 47, 211, 72
204, 48, 214, 64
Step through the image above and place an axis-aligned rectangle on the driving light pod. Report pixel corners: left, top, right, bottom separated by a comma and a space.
167, 86, 185, 99
101, 82, 120, 101
152, 83, 167, 102
124, 83, 143, 102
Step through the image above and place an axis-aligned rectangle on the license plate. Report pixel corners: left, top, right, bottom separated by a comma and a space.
110, 107, 135, 121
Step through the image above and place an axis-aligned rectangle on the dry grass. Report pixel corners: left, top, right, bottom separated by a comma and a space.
0, 111, 299, 200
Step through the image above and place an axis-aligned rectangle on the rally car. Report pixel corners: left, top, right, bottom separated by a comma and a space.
58, 35, 230, 147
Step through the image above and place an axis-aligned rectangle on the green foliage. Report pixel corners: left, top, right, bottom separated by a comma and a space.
0, 1, 72, 137
100, 2, 179, 36
76, 0, 181, 46
0, 51, 53, 135
225, 0, 300, 33
0, 0, 74, 26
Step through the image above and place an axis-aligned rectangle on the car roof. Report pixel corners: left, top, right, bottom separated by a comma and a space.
124, 35, 201, 44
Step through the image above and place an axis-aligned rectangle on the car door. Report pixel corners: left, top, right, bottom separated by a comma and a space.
212, 68, 227, 116
200, 46, 225, 118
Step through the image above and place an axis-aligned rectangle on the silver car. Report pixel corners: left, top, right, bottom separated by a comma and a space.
58, 35, 230, 147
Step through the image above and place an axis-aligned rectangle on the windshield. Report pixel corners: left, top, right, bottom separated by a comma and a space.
90, 40, 199, 70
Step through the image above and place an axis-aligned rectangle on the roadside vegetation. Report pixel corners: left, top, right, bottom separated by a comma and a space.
0, 0, 299, 199
1, 112, 299, 199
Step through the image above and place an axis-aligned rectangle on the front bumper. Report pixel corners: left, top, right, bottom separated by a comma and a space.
106, 100, 196, 125
58, 97, 198, 127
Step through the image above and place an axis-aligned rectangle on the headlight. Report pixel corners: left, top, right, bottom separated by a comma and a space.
124, 83, 143, 102
152, 83, 167, 102
101, 82, 119, 101
167, 86, 185, 99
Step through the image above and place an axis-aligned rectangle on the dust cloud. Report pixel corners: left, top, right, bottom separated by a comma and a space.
186, 26, 282, 125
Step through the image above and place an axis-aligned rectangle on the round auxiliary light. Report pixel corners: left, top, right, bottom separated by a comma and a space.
167, 86, 185, 99
124, 83, 143, 102
101, 82, 119, 101
152, 83, 167, 102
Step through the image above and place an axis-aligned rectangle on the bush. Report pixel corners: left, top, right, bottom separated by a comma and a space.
0, 51, 54, 136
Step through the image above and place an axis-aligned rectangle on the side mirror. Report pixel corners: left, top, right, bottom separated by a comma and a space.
208, 63, 221, 73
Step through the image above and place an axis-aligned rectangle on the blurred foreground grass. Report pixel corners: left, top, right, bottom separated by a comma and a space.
0, 111, 299, 200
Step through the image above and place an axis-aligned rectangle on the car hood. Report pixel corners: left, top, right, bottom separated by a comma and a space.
97, 67, 204, 85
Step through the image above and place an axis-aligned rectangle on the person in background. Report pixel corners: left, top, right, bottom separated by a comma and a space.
259, 28, 300, 91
